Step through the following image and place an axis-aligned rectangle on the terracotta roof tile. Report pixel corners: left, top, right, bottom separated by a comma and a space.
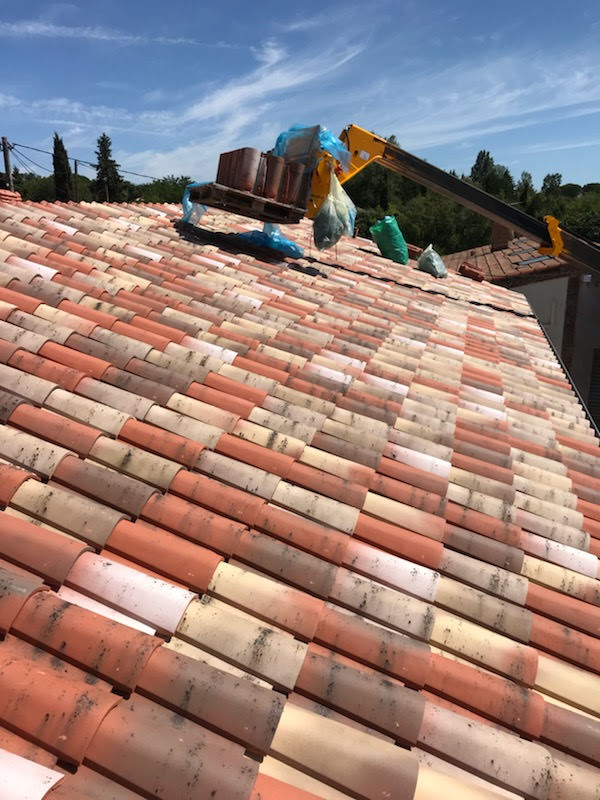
141, 491, 246, 555
85, 695, 258, 799
0, 655, 119, 764
170, 469, 265, 526
137, 643, 284, 754
0, 563, 47, 634
0, 197, 598, 797
52, 454, 157, 516
8, 402, 103, 456
0, 511, 90, 585
0, 461, 40, 506
89, 435, 183, 489
12, 590, 161, 690
65, 551, 195, 634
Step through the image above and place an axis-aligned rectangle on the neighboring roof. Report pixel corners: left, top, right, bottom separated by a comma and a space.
444, 236, 569, 282
0, 190, 22, 203
0, 196, 599, 799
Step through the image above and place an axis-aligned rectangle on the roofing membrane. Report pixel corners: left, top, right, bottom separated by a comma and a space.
0, 195, 598, 799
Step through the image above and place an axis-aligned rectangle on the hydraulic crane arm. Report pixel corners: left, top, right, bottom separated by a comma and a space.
328, 124, 600, 274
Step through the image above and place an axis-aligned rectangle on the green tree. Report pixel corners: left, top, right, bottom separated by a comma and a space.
541, 173, 562, 195
469, 150, 514, 199
561, 192, 600, 240
516, 171, 535, 207
559, 183, 582, 199
136, 175, 191, 203
93, 133, 123, 202
52, 133, 73, 202
73, 174, 94, 202
470, 150, 495, 186
493, 164, 515, 200
12, 167, 55, 201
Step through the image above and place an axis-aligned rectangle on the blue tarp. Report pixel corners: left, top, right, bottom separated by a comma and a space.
273, 125, 351, 172
235, 223, 304, 259
181, 181, 208, 223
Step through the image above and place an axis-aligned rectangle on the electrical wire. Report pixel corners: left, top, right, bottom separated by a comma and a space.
11, 141, 159, 181
10, 149, 35, 175
11, 147, 52, 174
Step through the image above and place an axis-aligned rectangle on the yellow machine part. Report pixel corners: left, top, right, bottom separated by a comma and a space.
306, 125, 387, 219
538, 215, 565, 258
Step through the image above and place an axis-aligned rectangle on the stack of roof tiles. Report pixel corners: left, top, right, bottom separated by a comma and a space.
443, 237, 566, 282
0, 195, 598, 800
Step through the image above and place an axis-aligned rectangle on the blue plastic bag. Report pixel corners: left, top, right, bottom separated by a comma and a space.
317, 128, 351, 172
273, 125, 351, 172
235, 223, 304, 259
181, 181, 208, 223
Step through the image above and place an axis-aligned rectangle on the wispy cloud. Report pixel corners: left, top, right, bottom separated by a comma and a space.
117, 34, 367, 179
0, 92, 21, 109
276, 16, 328, 33
520, 140, 600, 154
367, 52, 600, 151
0, 19, 233, 46
181, 37, 366, 125
251, 39, 287, 67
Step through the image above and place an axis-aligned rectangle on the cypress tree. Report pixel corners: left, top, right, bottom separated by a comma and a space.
93, 133, 123, 202
52, 133, 73, 202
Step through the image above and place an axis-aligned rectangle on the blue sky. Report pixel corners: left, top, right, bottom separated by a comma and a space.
1, 0, 599, 187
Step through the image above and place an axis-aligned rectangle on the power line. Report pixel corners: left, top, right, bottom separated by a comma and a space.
12, 141, 95, 169
10, 141, 159, 181
11, 149, 35, 175
11, 146, 52, 174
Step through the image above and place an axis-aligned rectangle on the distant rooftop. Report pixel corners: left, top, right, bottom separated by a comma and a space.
445, 236, 569, 283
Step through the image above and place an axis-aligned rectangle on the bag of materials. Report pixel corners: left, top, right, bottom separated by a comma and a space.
236, 223, 304, 259
313, 195, 345, 250
330, 172, 356, 236
417, 244, 448, 278
313, 173, 356, 250
369, 216, 409, 264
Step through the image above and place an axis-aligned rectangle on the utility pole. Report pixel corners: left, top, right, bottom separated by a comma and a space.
2, 137, 14, 191
73, 159, 79, 202
104, 176, 109, 203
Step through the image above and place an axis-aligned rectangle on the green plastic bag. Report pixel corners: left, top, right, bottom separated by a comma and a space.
369, 215, 409, 264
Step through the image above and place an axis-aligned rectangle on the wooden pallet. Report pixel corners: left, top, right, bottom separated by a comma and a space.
189, 183, 306, 224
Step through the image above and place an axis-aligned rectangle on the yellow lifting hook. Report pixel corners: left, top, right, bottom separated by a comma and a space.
538, 215, 564, 258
